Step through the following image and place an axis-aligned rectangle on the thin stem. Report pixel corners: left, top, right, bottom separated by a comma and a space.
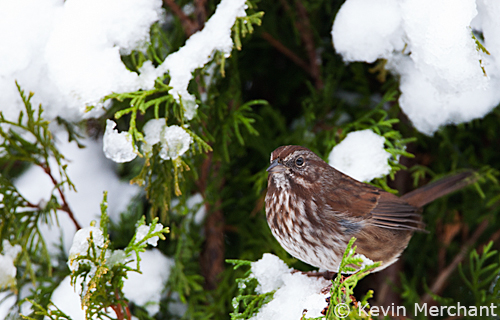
41, 163, 82, 230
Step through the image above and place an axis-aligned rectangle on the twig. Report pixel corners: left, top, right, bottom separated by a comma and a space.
275, 0, 323, 88
421, 219, 489, 304
295, 0, 324, 89
194, 0, 207, 29
163, 0, 199, 36
42, 164, 82, 230
261, 32, 311, 74
111, 290, 131, 320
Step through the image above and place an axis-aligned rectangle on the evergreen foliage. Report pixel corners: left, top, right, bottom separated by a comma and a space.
1, 0, 500, 319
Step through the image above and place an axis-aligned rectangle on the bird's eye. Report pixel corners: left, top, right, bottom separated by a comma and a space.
295, 157, 304, 166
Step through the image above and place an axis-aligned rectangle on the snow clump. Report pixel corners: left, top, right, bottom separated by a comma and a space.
103, 120, 138, 163
328, 129, 391, 182
0, 241, 22, 289
332, 0, 500, 135
249, 254, 330, 320
142, 118, 193, 160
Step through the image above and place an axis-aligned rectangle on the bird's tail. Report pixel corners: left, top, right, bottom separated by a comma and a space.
401, 171, 476, 208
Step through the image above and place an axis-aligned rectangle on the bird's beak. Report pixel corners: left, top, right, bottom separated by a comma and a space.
267, 159, 286, 173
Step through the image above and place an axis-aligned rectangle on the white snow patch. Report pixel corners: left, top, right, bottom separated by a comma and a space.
250, 254, 330, 320
142, 118, 193, 160
135, 223, 164, 247
353, 253, 375, 269
188, 193, 206, 225
2, 240, 22, 260
332, 0, 404, 63
0, 240, 21, 289
0, 292, 16, 320
123, 249, 174, 315
251, 253, 291, 294
159, 125, 193, 160
103, 119, 138, 163
107, 249, 128, 267
328, 129, 391, 182
50, 276, 85, 320
142, 118, 166, 154
67, 226, 105, 271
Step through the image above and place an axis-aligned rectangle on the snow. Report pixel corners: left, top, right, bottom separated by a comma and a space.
249, 254, 330, 320
159, 125, 193, 160
0, 0, 249, 317
0, 241, 21, 289
331, 0, 404, 63
142, 119, 193, 160
332, 0, 500, 135
251, 254, 290, 294
103, 120, 138, 163
170, 193, 207, 227
328, 129, 391, 182
122, 249, 174, 315
0, 0, 163, 122
1, 0, 249, 316
107, 250, 128, 267
135, 223, 164, 246
0, 0, 246, 122
155, 0, 248, 120
188, 193, 207, 225
50, 277, 85, 320
1, 0, 248, 163
0, 292, 17, 319
51, 249, 173, 319
2, 240, 22, 260
67, 227, 105, 271
353, 253, 375, 270
142, 118, 166, 154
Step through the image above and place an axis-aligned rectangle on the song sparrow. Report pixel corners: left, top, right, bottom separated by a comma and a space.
265, 145, 473, 272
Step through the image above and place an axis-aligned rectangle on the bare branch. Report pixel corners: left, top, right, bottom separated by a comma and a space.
194, 0, 207, 29
42, 163, 82, 230
295, 0, 323, 89
164, 0, 199, 36
420, 219, 489, 305
261, 32, 311, 75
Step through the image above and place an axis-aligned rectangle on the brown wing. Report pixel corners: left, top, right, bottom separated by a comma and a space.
323, 173, 380, 217
324, 173, 424, 232
370, 192, 425, 231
